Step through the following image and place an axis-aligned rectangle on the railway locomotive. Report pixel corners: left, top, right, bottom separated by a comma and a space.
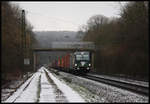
51, 51, 92, 74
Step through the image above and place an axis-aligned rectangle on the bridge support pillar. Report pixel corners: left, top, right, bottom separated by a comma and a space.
33, 52, 36, 71
92, 52, 94, 70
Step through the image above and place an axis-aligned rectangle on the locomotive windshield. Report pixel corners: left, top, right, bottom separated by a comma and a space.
75, 52, 90, 61
76, 55, 90, 61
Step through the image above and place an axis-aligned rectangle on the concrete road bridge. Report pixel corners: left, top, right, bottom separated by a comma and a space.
32, 42, 96, 71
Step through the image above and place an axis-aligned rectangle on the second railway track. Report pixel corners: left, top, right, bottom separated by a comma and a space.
82, 74, 149, 96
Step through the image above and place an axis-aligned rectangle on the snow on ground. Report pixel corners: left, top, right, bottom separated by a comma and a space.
44, 67, 85, 102
3, 67, 86, 103
39, 67, 69, 102
49, 69, 105, 102
1, 89, 15, 102
49, 68, 148, 103
1, 73, 33, 101
4, 66, 148, 103
14, 71, 41, 102
6, 66, 147, 103
87, 73, 149, 87
4, 73, 36, 102
73, 74, 149, 102
39, 67, 55, 102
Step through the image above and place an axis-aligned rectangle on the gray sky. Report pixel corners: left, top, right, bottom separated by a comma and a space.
11, 2, 128, 31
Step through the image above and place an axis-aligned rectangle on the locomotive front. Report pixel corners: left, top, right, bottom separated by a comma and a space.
74, 51, 91, 73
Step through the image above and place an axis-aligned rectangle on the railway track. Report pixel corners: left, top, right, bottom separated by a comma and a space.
83, 74, 149, 96
50, 68, 149, 96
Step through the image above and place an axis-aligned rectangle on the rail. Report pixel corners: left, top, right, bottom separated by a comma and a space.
83, 74, 149, 96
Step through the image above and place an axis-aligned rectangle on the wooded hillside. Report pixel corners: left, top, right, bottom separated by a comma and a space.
2, 2, 37, 82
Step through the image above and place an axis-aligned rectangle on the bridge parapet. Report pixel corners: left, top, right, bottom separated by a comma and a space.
33, 42, 96, 52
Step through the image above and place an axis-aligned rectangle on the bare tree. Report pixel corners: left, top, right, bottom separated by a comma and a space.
87, 14, 109, 29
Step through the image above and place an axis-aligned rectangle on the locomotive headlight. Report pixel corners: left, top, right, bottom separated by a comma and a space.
75, 64, 77, 66
89, 63, 91, 66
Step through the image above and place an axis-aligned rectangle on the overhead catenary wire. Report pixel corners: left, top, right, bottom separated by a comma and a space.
25, 10, 81, 31
26, 11, 80, 27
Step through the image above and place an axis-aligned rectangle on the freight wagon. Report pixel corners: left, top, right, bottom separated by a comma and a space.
51, 51, 92, 74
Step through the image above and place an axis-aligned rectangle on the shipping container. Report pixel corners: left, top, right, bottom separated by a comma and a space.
58, 57, 61, 68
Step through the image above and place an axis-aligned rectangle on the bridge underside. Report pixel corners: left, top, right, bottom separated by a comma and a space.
33, 48, 96, 52
32, 48, 95, 71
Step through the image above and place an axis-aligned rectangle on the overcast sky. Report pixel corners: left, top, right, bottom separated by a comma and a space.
11, 2, 128, 31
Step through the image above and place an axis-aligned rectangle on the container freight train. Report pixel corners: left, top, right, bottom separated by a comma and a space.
51, 51, 92, 74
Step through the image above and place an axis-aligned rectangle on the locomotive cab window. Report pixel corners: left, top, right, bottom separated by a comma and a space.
75, 52, 90, 61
